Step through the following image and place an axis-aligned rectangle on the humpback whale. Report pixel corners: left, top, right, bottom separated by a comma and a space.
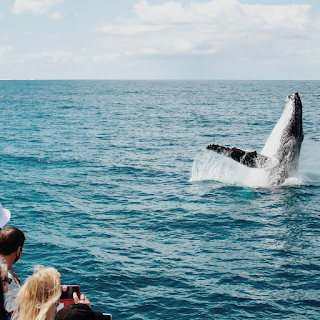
206, 93, 304, 185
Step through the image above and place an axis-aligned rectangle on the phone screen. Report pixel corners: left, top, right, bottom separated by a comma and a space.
60, 285, 80, 300
56, 285, 81, 313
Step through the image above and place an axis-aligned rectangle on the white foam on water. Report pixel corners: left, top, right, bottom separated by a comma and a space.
190, 151, 270, 187
190, 150, 318, 187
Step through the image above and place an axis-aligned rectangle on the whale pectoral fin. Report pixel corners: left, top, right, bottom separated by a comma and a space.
240, 150, 270, 169
206, 143, 270, 169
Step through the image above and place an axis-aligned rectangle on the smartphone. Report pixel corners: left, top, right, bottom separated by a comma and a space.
57, 285, 81, 312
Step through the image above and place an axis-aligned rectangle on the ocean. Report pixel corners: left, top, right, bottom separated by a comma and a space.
0, 80, 319, 319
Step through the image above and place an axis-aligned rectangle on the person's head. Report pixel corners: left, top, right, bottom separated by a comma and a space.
55, 304, 106, 320
0, 227, 25, 261
12, 266, 61, 320
0, 257, 10, 293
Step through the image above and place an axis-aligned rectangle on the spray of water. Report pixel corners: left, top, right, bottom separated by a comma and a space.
190, 151, 269, 187
190, 151, 309, 187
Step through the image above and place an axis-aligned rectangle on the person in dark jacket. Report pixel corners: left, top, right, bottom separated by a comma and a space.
55, 292, 105, 320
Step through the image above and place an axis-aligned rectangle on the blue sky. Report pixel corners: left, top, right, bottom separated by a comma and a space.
1, 0, 320, 79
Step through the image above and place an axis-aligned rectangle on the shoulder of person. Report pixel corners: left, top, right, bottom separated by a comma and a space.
7, 270, 21, 289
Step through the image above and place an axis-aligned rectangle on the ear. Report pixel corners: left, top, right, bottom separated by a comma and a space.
17, 246, 22, 255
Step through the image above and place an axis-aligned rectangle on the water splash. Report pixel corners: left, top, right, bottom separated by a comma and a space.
190, 151, 269, 187
189, 151, 313, 187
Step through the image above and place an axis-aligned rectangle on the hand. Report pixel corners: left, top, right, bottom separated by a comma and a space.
73, 291, 91, 307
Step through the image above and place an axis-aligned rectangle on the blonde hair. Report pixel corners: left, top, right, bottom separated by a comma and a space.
0, 256, 8, 280
12, 265, 61, 320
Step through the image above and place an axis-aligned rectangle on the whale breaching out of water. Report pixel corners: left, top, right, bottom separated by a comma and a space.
206, 93, 304, 185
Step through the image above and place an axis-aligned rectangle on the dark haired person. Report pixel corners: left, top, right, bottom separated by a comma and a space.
0, 227, 25, 314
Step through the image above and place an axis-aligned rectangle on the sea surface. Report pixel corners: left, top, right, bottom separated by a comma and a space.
0, 80, 319, 319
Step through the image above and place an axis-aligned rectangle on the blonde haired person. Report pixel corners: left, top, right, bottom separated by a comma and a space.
12, 266, 61, 320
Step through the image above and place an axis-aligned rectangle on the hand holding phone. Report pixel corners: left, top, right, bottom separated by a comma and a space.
57, 285, 81, 312
60, 285, 80, 301
73, 291, 91, 307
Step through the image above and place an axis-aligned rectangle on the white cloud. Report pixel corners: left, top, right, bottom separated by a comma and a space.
131, 0, 311, 29
242, 4, 311, 30
0, 46, 19, 64
312, 15, 320, 30
0, 46, 14, 56
49, 12, 63, 20
91, 0, 317, 62
94, 23, 165, 35
0, 47, 86, 65
11, 0, 64, 15
24, 50, 85, 64
133, 0, 195, 24
93, 53, 120, 62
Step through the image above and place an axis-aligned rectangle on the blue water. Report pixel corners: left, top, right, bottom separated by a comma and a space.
1, 80, 320, 319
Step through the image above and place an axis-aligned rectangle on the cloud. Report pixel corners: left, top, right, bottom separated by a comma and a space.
11, 0, 64, 15
0, 46, 14, 56
49, 12, 63, 19
93, 53, 120, 62
131, 0, 311, 30
0, 46, 21, 64
313, 15, 320, 30
91, 0, 318, 64
242, 4, 310, 30
132, 0, 311, 29
94, 23, 165, 35
0, 47, 85, 65
24, 50, 85, 64
133, 0, 195, 24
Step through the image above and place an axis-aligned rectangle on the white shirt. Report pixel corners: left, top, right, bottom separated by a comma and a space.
4, 270, 21, 313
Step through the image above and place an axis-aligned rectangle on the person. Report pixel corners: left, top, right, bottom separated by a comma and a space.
0, 257, 11, 319
0, 227, 25, 314
11, 265, 61, 320
0, 204, 11, 229
55, 292, 106, 320
0, 204, 12, 319
0, 277, 6, 320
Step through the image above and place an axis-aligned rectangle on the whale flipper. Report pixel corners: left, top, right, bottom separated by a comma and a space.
206, 143, 271, 169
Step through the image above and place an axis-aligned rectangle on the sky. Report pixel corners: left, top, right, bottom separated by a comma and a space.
1, 0, 320, 79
